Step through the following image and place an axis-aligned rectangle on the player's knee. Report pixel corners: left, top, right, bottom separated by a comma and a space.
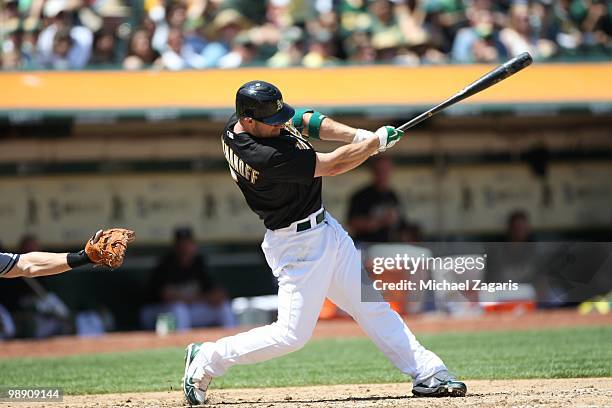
279, 333, 309, 352
273, 328, 309, 352
269, 321, 312, 352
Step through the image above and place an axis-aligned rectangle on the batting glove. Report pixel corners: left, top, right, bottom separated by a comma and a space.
375, 126, 404, 152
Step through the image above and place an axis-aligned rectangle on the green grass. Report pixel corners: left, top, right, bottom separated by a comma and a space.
0, 326, 610, 395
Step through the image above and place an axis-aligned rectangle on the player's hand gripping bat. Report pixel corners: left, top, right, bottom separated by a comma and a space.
397, 52, 533, 132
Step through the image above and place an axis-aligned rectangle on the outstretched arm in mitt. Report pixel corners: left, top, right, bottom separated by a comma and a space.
1, 228, 135, 279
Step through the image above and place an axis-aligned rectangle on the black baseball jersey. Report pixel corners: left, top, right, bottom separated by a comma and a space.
221, 114, 322, 230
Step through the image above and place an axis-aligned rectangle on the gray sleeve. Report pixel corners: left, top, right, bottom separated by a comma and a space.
0, 252, 20, 277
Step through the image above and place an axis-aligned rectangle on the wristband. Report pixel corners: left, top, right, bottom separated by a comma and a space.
292, 108, 313, 130
307, 111, 327, 140
67, 250, 92, 269
291, 108, 326, 140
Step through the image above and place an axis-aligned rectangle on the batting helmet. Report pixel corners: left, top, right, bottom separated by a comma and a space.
235, 80, 295, 125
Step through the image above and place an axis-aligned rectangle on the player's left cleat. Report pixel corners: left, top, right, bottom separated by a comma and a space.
412, 370, 467, 397
182, 342, 211, 406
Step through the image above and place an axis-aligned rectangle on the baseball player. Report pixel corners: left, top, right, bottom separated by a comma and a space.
0, 229, 135, 279
183, 80, 466, 404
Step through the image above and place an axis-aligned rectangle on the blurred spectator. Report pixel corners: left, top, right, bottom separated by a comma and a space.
89, 28, 118, 65
348, 155, 403, 243
452, 7, 508, 63
182, 19, 208, 59
302, 30, 340, 67
267, 26, 305, 67
140, 14, 158, 37
265, 0, 294, 30
537, 1, 581, 53
222, 0, 267, 25
1, 16, 22, 68
140, 227, 235, 330
555, 0, 612, 54
506, 209, 533, 242
485, 210, 538, 284
0, 6, 41, 69
371, 29, 405, 62
1, 0, 19, 19
369, 0, 407, 47
1, 50, 22, 69
421, 0, 467, 54
569, 0, 612, 51
36, 2, 93, 69
368, 0, 414, 65
499, 2, 557, 59
20, 21, 40, 67
337, 0, 373, 39
156, 8, 250, 69
161, 27, 198, 69
218, 31, 257, 68
151, 1, 188, 53
122, 28, 161, 70
344, 29, 377, 64
204, 8, 251, 66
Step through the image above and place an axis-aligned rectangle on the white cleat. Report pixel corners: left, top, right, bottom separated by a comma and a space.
182, 343, 212, 406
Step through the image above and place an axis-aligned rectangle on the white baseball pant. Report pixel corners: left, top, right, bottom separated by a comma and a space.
187, 209, 446, 384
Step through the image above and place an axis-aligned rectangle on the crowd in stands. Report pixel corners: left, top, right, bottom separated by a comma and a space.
1, 0, 611, 70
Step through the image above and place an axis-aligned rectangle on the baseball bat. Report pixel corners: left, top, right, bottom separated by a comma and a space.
397, 52, 533, 132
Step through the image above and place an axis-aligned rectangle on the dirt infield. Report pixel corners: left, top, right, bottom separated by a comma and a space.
4, 378, 611, 408
1, 309, 611, 359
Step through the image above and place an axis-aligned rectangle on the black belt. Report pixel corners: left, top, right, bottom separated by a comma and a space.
296, 210, 326, 232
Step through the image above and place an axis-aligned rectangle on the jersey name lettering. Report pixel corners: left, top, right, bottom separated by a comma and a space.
222, 138, 260, 184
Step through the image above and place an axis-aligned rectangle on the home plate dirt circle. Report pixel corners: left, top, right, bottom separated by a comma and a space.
27, 378, 612, 408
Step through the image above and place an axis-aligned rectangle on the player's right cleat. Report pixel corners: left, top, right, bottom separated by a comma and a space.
412, 370, 467, 397
182, 342, 211, 406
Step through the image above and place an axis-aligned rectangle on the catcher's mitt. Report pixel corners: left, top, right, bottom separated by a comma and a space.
85, 228, 135, 269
